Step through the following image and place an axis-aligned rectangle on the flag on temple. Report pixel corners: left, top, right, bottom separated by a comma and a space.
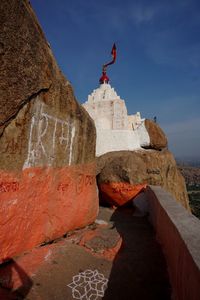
104, 43, 117, 67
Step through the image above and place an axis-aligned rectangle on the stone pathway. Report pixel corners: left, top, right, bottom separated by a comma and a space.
0, 206, 171, 300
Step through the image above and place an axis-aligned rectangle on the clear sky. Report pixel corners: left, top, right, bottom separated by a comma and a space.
31, 0, 200, 159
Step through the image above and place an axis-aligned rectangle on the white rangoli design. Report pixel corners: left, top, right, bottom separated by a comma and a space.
67, 269, 108, 300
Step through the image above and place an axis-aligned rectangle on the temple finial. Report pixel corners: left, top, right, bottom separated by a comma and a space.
99, 43, 117, 84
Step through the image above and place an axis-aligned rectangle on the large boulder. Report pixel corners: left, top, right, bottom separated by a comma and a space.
0, 0, 98, 262
142, 119, 167, 150
97, 150, 190, 210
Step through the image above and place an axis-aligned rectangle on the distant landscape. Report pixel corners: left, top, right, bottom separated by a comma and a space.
177, 158, 200, 219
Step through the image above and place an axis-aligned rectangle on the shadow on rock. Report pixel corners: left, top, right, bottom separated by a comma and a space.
0, 258, 33, 299
103, 207, 171, 300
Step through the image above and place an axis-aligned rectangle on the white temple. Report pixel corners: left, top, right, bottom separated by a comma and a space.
82, 82, 150, 156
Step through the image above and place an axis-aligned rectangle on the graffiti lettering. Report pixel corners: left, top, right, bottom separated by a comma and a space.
76, 174, 85, 195
57, 177, 71, 192
146, 169, 160, 175
85, 175, 95, 186
112, 184, 133, 194
0, 182, 19, 192
23, 100, 76, 169
76, 174, 96, 194
57, 174, 95, 195
57, 183, 70, 192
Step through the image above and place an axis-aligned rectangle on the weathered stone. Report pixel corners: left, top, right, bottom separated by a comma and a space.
143, 119, 168, 150
97, 150, 190, 210
0, 0, 52, 136
0, 0, 98, 262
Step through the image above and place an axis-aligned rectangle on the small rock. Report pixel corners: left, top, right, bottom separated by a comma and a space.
95, 219, 108, 225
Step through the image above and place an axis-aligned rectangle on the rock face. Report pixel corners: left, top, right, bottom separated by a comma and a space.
97, 150, 190, 210
143, 119, 167, 150
0, 0, 98, 262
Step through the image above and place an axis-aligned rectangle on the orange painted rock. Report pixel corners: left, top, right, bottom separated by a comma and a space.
0, 163, 98, 262
99, 182, 147, 206
97, 150, 190, 210
0, 0, 98, 262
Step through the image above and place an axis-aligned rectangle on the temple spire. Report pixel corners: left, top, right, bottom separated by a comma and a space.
99, 43, 117, 84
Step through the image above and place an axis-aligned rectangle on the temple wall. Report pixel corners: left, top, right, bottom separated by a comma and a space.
83, 99, 129, 130
136, 122, 150, 147
83, 83, 151, 156
82, 83, 142, 132
128, 112, 143, 130
96, 129, 141, 156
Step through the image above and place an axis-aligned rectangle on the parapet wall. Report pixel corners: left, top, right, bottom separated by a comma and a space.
147, 186, 200, 300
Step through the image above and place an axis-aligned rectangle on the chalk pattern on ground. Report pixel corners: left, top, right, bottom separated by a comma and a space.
67, 269, 108, 300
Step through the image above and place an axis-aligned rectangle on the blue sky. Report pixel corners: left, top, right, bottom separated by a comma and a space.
31, 0, 200, 159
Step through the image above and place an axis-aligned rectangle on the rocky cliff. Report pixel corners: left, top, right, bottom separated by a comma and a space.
0, 0, 98, 262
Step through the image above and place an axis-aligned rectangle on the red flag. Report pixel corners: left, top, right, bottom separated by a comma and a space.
104, 43, 117, 68
111, 43, 116, 62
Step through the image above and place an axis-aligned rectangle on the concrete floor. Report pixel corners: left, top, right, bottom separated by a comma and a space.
0, 206, 171, 300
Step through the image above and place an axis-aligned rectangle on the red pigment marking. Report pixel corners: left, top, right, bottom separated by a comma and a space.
100, 182, 147, 206
78, 229, 123, 261
0, 162, 98, 262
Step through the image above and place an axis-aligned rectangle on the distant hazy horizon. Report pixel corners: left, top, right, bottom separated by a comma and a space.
161, 117, 200, 160
175, 155, 200, 162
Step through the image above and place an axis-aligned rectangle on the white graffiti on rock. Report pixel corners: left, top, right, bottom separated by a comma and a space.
23, 98, 76, 169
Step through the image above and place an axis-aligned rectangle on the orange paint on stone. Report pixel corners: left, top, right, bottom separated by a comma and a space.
78, 228, 123, 261
99, 182, 147, 206
0, 162, 98, 262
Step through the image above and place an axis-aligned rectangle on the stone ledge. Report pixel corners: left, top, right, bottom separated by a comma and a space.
147, 186, 200, 300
